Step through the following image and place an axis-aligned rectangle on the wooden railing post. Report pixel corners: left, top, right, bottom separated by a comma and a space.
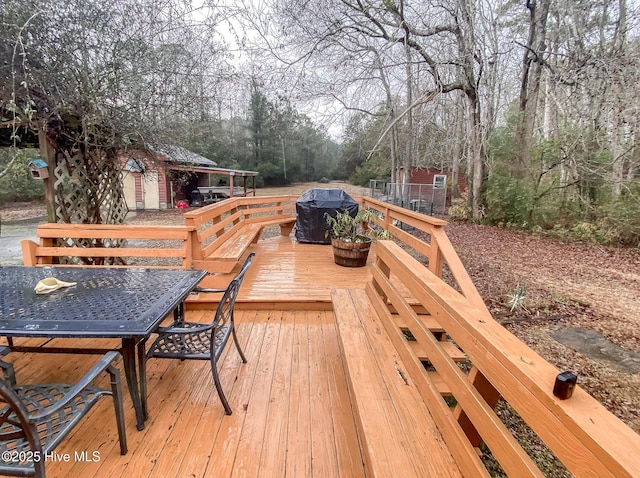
21, 240, 38, 266
383, 204, 391, 232
372, 249, 391, 300
184, 217, 203, 262
429, 225, 445, 278
453, 367, 501, 447
183, 227, 194, 268
39, 236, 54, 264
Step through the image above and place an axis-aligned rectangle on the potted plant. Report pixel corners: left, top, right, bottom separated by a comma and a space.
325, 209, 389, 267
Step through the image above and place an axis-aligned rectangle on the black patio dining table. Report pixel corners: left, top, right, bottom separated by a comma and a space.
0, 266, 206, 430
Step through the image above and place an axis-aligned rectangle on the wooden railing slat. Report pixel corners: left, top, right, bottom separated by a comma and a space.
38, 247, 186, 258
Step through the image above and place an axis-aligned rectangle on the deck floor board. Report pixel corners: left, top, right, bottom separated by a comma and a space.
286, 310, 313, 478
189, 236, 420, 311
175, 309, 259, 478
258, 310, 294, 477
192, 236, 374, 305
231, 310, 282, 478
309, 310, 339, 478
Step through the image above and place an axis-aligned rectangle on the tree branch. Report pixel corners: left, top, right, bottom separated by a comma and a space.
365, 88, 440, 161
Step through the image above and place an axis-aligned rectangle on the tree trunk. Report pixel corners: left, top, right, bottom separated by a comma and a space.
456, 0, 484, 220
516, 0, 550, 177
405, 44, 415, 169
377, 54, 399, 196
466, 93, 484, 220
450, 93, 464, 200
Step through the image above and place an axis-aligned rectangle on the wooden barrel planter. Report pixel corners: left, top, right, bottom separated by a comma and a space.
331, 237, 371, 267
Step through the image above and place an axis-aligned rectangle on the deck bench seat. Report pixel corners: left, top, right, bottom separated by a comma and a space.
205, 223, 262, 273
332, 288, 465, 478
247, 215, 296, 236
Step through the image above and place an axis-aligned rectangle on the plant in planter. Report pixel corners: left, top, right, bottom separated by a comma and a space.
325, 209, 389, 267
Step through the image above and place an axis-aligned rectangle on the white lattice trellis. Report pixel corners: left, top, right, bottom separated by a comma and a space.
52, 150, 129, 265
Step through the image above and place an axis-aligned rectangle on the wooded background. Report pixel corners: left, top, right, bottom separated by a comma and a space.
1, 0, 639, 245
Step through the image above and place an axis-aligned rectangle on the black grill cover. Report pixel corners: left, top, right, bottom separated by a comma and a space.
295, 188, 359, 244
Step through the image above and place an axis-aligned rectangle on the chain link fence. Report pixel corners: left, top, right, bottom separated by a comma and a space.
367, 178, 447, 215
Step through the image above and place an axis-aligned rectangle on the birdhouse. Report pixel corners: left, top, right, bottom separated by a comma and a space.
28, 159, 49, 180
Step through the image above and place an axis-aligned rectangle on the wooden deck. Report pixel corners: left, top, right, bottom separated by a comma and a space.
3, 308, 366, 478
189, 236, 375, 309
12, 195, 640, 477
6, 233, 399, 478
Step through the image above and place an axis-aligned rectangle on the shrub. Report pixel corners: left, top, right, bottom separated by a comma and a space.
447, 193, 472, 221
569, 222, 609, 244
552, 224, 569, 240
348, 155, 390, 187
595, 199, 640, 246
483, 175, 534, 227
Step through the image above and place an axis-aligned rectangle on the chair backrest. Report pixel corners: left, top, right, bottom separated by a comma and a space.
0, 380, 46, 477
235, 252, 255, 288
212, 252, 255, 329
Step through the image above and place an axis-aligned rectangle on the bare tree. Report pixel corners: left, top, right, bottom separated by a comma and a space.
515, 0, 550, 176
1, 0, 231, 223
251, 0, 489, 218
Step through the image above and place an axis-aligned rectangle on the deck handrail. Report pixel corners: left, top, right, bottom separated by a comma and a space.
183, 195, 297, 261
369, 239, 640, 477
358, 196, 487, 309
22, 223, 196, 269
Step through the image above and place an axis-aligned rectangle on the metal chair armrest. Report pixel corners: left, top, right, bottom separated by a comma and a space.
0, 360, 16, 387
192, 287, 227, 294
156, 323, 213, 334
28, 351, 121, 420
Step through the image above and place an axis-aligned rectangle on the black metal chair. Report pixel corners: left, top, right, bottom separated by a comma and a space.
0, 349, 128, 478
145, 252, 254, 415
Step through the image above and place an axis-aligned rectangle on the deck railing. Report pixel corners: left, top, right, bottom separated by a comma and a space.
24, 195, 486, 301
359, 196, 487, 309
369, 240, 640, 477
22, 223, 195, 268
183, 195, 297, 259
182, 194, 487, 306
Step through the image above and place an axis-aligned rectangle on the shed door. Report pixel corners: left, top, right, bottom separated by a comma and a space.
143, 172, 160, 210
122, 173, 137, 210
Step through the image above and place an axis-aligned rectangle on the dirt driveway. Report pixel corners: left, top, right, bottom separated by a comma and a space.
0, 202, 45, 266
